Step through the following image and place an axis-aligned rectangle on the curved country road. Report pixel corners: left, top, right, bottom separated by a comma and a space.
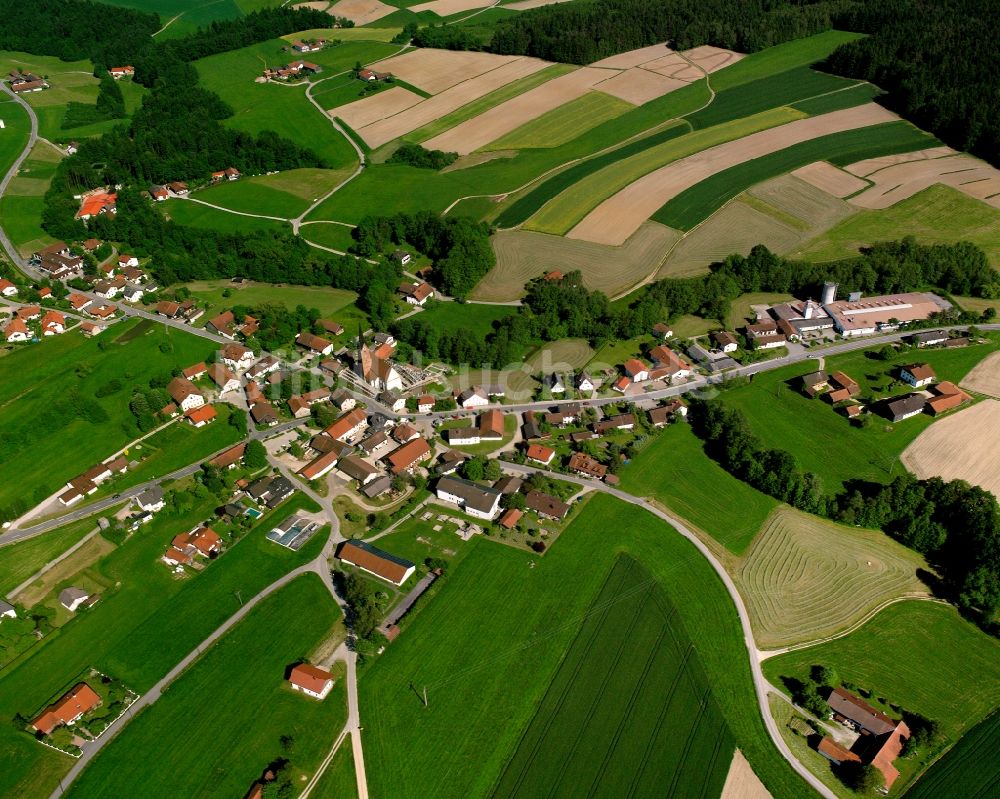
500, 462, 838, 799
0, 83, 38, 264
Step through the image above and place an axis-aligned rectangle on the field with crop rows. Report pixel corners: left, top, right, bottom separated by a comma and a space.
493, 556, 734, 799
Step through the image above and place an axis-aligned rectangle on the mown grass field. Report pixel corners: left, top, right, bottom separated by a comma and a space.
0, 98, 31, 179
793, 183, 1000, 268
487, 90, 633, 151
716, 341, 999, 495
360, 493, 812, 799
493, 556, 734, 799
310, 739, 357, 799
0, 492, 323, 798
65, 575, 345, 799
618, 422, 777, 555
0, 517, 97, 596
763, 601, 1000, 794
193, 168, 352, 218
413, 300, 517, 338
790, 81, 881, 115
300, 220, 357, 252
736, 507, 927, 649
0, 140, 60, 256
406, 63, 576, 143
185, 278, 361, 328
160, 198, 289, 233
905, 709, 1000, 799
653, 121, 940, 231
0, 321, 217, 510
526, 107, 804, 235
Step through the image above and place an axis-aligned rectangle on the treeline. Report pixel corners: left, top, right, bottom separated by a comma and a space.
391, 239, 998, 368
489, 0, 847, 63
351, 211, 494, 299
688, 400, 1000, 622
828, 0, 1000, 165
388, 143, 458, 170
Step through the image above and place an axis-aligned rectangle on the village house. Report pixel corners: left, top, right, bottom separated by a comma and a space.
209, 443, 246, 470
330, 388, 357, 411
358, 68, 391, 83
542, 373, 566, 394
525, 490, 570, 521
392, 423, 420, 444
167, 376, 205, 411
246, 475, 295, 508
58, 460, 127, 506
296, 331, 334, 356
908, 330, 949, 347
435, 476, 502, 520
150, 185, 169, 201
32, 683, 101, 735
448, 426, 481, 445
648, 345, 693, 380
288, 663, 334, 700
593, 413, 635, 435
136, 485, 165, 513
250, 401, 279, 427
76, 191, 117, 222
526, 443, 556, 466
0, 279, 16, 297
499, 508, 522, 530
185, 404, 217, 427
575, 372, 595, 392
206, 310, 258, 340
167, 525, 223, 564
338, 455, 381, 486
292, 38, 327, 53
800, 370, 829, 398
648, 399, 687, 426
652, 322, 673, 339
338, 540, 416, 586
827, 371, 861, 404
40, 310, 65, 335
319, 319, 344, 336
457, 386, 489, 409
926, 381, 971, 415
623, 358, 650, 383
246, 355, 281, 381
298, 449, 341, 481
207, 363, 241, 395
885, 393, 927, 422
221, 343, 255, 372
825, 687, 911, 791
16, 305, 40, 321
3, 318, 30, 343
326, 408, 368, 442
416, 394, 435, 413
0, 601, 15, 621
712, 330, 739, 353
387, 437, 431, 475
168, 181, 189, 196
109, 66, 134, 79
357, 430, 391, 457
568, 451, 607, 480
59, 587, 93, 612
744, 320, 787, 350
900, 363, 936, 388
183, 362, 208, 380
398, 281, 434, 306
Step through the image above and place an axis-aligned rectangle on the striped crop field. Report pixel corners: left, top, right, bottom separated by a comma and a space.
492, 556, 734, 799
737, 507, 928, 649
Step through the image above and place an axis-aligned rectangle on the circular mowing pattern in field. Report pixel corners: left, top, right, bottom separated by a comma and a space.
738, 507, 926, 649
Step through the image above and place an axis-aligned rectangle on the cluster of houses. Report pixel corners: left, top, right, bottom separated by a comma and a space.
260, 60, 322, 82
75, 190, 117, 223
162, 524, 223, 569
31, 242, 84, 281
291, 39, 327, 53
612, 342, 694, 394
59, 458, 129, 506
357, 68, 392, 83
2, 302, 66, 343
109, 66, 134, 79
149, 181, 191, 201
88, 253, 154, 305
210, 168, 241, 184
7, 69, 48, 93
802, 362, 971, 422
817, 687, 911, 792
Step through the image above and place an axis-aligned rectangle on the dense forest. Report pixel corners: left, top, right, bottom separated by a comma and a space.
392, 239, 997, 368
351, 212, 495, 299
690, 400, 1000, 625
487, 0, 1000, 167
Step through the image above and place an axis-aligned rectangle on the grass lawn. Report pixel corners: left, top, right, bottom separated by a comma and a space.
281, 26, 404, 44
104, 0, 243, 38
716, 339, 1000, 494
653, 121, 940, 231
526, 107, 804, 235
407, 63, 577, 144
0, 492, 323, 797
792, 183, 1000, 269
0, 321, 218, 513
0, 517, 97, 596
310, 738, 357, 799
735, 507, 928, 649
65, 574, 345, 799
0, 140, 61, 256
160, 198, 289, 233
412, 300, 517, 338
726, 292, 795, 330
371, 514, 475, 572
437, 413, 517, 456
619, 422, 777, 555
192, 168, 354, 218
493, 555, 734, 799
360, 493, 811, 799
184, 279, 360, 325
300, 221, 358, 253
905, 709, 1000, 799
487, 90, 634, 152
763, 600, 1000, 795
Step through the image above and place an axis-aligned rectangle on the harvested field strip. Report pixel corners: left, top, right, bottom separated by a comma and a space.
356, 58, 552, 148
901, 399, 1000, 501
652, 120, 940, 232
736, 506, 927, 649
846, 152, 1000, 210
473, 222, 680, 302
529, 107, 805, 236
424, 67, 621, 155
486, 91, 633, 151
747, 173, 856, 227
593, 67, 688, 105
685, 67, 858, 130
368, 49, 527, 95
406, 63, 574, 143
790, 161, 868, 198
492, 556, 734, 799
791, 82, 881, 115
721, 750, 773, 799
492, 120, 691, 228
905, 710, 1000, 799
959, 350, 1000, 398
326, 0, 398, 25
410, 0, 492, 15
334, 86, 423, 131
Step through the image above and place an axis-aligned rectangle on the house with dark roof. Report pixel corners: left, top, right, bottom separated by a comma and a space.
884, 393, 927, 422
246, 475, 295, 508
525, 490, 570, 520
435, 476, 502, 520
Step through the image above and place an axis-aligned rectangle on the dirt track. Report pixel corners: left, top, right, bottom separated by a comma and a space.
902, 399, 1000, 500
568, 103, 899, 246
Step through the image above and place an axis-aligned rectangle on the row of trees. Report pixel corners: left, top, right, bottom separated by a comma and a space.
352, 211, 495, 298
387, 143, 458, 170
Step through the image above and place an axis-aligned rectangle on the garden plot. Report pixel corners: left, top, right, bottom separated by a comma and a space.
569, 103, 898, 245
473, 221, 680, 301
845, 151, 1000, 209
368, 49, 529, 95
353, 56, 552, 148
423, 67, 615, 155
335, 86, 423, 130
791, 160, 868, 197
326, 0, 398, 24
901, 399, 1000, 500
